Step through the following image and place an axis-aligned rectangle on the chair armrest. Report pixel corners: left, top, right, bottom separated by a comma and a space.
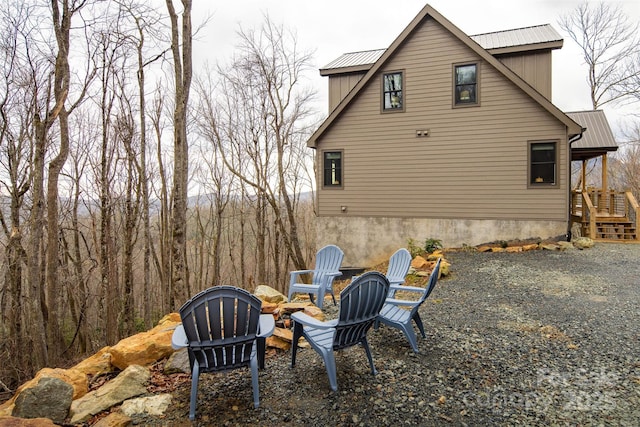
171, 324, 188, 350
257, 314, 275, 338
384, 298, 420, 308
388, 279, 405, 287
289, 269, 314, 286
389, 284, 425, 294
289, 269, 313, 277
291, 311, 338, 329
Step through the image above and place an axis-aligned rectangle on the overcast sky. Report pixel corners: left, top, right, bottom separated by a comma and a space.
192, 0, 640, 137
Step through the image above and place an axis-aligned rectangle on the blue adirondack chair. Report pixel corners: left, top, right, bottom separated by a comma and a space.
375, 258, 441, 353
385, 248, 412, 297
290, 271, 390, 391
171, 286, 275, 420
288, 244, 344, 309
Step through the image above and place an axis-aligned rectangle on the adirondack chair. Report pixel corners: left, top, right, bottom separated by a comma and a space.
375, 258, 441, 353
385, 248, 412, 297
288, 244, 344, 309
171, 286, 275, 420
290, 271, 390, 391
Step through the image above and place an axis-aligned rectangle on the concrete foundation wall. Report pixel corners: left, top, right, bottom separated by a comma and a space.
316, 216, 567, 267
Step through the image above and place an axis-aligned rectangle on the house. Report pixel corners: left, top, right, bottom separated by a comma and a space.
308, 4, 635, 267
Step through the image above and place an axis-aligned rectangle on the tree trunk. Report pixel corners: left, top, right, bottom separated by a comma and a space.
166, 0, 193, 308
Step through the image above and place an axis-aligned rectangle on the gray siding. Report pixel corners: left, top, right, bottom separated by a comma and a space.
317, 17, 569, 222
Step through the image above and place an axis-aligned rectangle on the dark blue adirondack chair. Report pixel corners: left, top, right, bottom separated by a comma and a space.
290, 271, 390, 391
375, 258, 441, 353
171, 286, 275, 420
288, 244, 344, 309
385, 248, 412, 297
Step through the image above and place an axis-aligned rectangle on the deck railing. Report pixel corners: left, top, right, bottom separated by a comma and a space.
570, 189, 640, 241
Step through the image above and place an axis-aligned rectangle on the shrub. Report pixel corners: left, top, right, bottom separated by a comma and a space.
424, 238, 443, 253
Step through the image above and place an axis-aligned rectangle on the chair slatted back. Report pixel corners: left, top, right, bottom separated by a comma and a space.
179, 286, 262, 373
312, 245, 344, 286
386, 248, 412, 284
413, 258, 442, 312
334, 272, 389, 350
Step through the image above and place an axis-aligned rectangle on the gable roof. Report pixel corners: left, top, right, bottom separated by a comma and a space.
320, 24, 563, 76
309, 4, 582, 148
566, 110, 618, 161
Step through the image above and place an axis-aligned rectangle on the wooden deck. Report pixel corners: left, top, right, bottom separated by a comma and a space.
571, 189, 639, 242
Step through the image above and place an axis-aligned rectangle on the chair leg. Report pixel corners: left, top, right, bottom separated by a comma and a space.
400, 323, 419, 353
413, 313, 427, 338
329, 290, 336, 306
257, 337, 266, 369
321, 350, 338, 391
360, 337, 377, 376
314, 289, 323, 308
250, 357, 260, 408
291, 322, 303, 367
189, 362, 200, 421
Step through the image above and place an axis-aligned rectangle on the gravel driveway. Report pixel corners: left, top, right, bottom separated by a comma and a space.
149, 242, 640, 426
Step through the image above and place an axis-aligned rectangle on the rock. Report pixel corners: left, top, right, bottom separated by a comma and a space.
439, 260, 451, 277
476, 246, 492, 253
572, 236, 594, 249
72, 346, 113, 376
266, 327, 294, 350
557, 241, 574, 251
0, 368, 88, 417
120, 394, 172, 417
410, 256, 429, 269
522, 243, 539, 251
505, 246, 522, 253
109, 315, 180, 370
266, 335, 291, 350
491, 247, 505, 252
0, 416, 58, 427
254, 285, 287, 304
260, 301, 279, 314
540, 243, 559, 251
164, 348, 190, 374
92, 412, 132, 427
302, 305, 325, 321
273, 327, 293, 342
69, 364, 150, 424
12, 377, 73, 424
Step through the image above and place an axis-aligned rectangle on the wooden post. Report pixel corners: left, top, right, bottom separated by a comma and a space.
601, 154, 608, 193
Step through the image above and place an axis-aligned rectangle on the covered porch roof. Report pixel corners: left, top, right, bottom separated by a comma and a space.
566, 110, 618, 161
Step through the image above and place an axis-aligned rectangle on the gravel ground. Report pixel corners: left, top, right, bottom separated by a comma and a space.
136, 243, 640, 426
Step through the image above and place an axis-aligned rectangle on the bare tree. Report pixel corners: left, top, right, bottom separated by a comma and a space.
165, 0, 192, 308
0, 0, 34, 383
610, 124, 640, 196
559, 1, 640, 109
198, 17, 316, 292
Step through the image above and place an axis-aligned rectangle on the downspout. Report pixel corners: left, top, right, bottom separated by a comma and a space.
567, 128, 586, 241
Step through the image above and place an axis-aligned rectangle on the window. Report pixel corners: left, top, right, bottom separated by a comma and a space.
382, 71, 403, 111
529, 142, 557, 185
323, 151, 342, 187
454, 63, 478, 106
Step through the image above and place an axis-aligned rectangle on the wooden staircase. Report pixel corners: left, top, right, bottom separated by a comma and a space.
571, 189, 640, 243
594, 217, 637, 241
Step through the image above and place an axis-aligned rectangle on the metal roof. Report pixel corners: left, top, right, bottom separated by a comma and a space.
321, 49, 386, 71
321, 24, 562, 72
470, 24, 562, 51
566, 110, 618, 161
